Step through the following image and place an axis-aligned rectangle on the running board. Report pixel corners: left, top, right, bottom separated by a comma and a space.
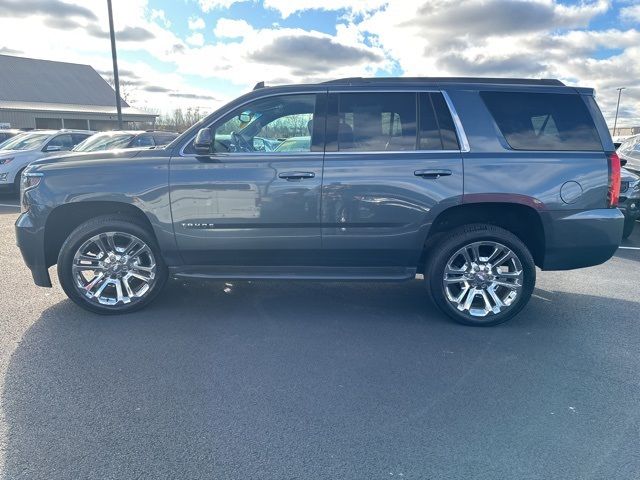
170, 266, 416, 281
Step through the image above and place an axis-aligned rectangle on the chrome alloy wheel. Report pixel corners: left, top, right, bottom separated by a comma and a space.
72, 231, 157, 306
442, 241, 523, 318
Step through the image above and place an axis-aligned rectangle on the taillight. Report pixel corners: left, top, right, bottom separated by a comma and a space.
607, 152, 621, 207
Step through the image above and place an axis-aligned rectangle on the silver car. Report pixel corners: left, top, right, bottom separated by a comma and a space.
0, 129, 92, 193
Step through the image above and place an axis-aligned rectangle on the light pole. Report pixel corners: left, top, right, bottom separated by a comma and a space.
107, 0, 123, 129
612, 87, 625, 138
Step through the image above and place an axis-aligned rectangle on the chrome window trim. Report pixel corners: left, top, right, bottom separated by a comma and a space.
327, 150, 463, 155
441, 91, 470, 153
178, 88, 471, 156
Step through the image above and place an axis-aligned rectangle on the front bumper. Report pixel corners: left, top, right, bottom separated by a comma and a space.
15, 212, 52, 287
541, 208, 624, 270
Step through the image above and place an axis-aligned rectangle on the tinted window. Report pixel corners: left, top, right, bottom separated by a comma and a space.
153, 133, 177, 146
481, 92, 601, 151
337, 93, 416, 151
131, 134, 155, 147
47, 134, 73, 150
418, 93, 459, 150
71, 133, 90, 145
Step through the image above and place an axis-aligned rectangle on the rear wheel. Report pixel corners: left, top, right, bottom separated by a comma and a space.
57, 215, 168, 314
425, 224, 535, 326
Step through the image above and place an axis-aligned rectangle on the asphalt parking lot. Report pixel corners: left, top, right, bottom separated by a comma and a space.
0, 192, 639, 480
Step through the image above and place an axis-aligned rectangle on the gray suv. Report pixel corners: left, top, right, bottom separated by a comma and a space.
15, 77, 624, 326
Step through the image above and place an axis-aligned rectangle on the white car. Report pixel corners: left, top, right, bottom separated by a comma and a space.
0, 129, 92, 193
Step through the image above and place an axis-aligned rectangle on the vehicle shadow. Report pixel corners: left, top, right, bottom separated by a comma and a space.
2, 280, 639, 479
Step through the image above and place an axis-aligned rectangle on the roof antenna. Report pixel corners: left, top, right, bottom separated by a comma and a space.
253, 81, 265, 90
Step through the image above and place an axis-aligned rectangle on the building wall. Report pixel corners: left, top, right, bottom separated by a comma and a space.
0, 108, 155, 130
611, 126, 640, 137
0, 110, 37, 128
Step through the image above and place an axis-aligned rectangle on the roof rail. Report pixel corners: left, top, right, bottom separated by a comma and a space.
253, 81, 265, 90
321, 77, 565, 86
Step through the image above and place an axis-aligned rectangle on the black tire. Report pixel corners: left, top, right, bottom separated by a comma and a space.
622, 217, 635, 240
13, 168, 24, 195
425, 224, 536, 326
57, 215, 168, 315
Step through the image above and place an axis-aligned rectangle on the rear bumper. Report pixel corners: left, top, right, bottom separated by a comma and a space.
541, 208, 624, 270
15, 212, 52, 287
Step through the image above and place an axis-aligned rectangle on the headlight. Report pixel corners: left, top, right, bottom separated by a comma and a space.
0, 157, 14, 165
20, 172, 43, 213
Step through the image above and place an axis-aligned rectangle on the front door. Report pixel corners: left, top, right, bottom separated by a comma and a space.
170, 92, 326, 266
321, 90, 464, 269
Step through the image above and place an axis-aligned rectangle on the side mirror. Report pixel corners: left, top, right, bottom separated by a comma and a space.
194, 128, 213, 155
238, 112, 252, 123
44, 145, 63, 152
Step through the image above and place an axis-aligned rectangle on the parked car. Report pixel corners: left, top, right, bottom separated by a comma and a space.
0, 129, 22, 146
0, 129, 92, 192
619, 167, 640, 239
274, 136, 310, 152
16, 77, 624, 325
618, 134, 640, 175
72, 130, 179, 152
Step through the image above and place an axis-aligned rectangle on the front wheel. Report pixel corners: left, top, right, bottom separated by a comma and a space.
57, 215, 168, 314
622, 217, 635, 240
425, 224, 536, 326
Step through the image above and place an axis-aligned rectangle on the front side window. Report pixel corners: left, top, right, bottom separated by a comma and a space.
46, 134, 73, 150
131, 134, 155, 148
186, 94, 319, 155
481, 91, 602, 151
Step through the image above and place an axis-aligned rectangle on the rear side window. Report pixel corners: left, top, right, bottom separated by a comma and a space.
419, 93, 459, 150
131, 134, 155, 148
333, 92, 460, 152
481, 92, 602, 151
337, 92, 417, 151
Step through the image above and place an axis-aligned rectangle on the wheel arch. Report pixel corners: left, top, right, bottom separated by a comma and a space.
44, 201, 157, 267
419, 201, 546, 271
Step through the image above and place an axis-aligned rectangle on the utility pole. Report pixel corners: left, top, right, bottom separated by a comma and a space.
612, 87, 625, 138
107, 0, 123, 129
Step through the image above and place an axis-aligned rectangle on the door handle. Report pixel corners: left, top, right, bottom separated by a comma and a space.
278, 171, 315, 180
414, 169, 452, 179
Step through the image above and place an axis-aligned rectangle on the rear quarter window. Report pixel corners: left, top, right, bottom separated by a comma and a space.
481, 91, 602, 151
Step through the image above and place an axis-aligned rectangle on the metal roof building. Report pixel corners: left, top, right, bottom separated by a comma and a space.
0, 54, 156, 130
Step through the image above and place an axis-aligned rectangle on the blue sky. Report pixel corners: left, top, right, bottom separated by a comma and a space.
0, 0, 638, 123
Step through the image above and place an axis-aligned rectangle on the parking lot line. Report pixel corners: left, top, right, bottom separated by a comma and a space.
619, 246, 640, 250
0, 204, 19, 208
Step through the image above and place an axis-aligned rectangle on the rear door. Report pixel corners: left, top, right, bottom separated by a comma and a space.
321, 89, 464, 268
170, 91, 327, 266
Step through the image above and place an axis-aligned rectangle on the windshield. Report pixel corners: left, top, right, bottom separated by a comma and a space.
0, 132, 50, 151
73, 133, 136, 152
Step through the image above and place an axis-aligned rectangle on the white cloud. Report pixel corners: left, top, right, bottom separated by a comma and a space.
263, 0, 387, 18
342, 0, 639, 125
188, 16, 205, 30
0, 0, 637, 124
621, 4, 640, 23
198, 0, 250, 12
213, 18, 253, 38
186, 32, 205, 46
